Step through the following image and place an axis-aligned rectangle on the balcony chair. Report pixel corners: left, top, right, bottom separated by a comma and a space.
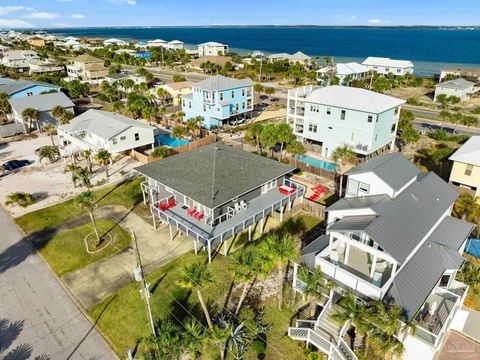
187, 207, 196, 216
234, 203, 242, 213
195, 211, 204, 221
159, 203, 167, 211
167, 198, 176, 208
240, 200, 248, 209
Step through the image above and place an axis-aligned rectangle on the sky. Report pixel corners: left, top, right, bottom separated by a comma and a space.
1, 0, 480, 28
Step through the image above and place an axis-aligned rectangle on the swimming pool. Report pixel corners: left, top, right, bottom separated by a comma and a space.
297, 155, 336, 171
155, 133, 189, 148
466, 238, 480, 258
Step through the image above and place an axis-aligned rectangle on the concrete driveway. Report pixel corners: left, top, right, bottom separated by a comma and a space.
61, 205, 193, 309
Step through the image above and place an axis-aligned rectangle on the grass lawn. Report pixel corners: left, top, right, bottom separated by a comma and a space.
37, 219, 131, 277
89, 213, 321, 359
16, 178, 143, 234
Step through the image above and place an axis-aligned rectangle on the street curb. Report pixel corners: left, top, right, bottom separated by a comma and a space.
7, 210, 121, 360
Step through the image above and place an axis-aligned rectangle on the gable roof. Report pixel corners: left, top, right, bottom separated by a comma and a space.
199, 42, 226, 47
164, 81, 194, 91
72, 54, 103, 63
436, 78, 476, 90
326, 194, 390, 211
268, 51, 311, 61
8, 92, 73, 113
362, 57, 414, 69
0, 78, 60, 95
193, 75, 254, 92
305, 86, 405, 114
135, 143, 295, 209
59, 109, 154, 139
449, 136, 480, 166
385, 216, 473, 320
345, 153, 420, 191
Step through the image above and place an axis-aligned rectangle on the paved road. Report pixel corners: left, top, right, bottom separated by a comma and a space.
413, 118, 480, 136
0, 207, 116, 360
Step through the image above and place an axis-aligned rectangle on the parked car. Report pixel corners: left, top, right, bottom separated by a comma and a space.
1, 159, 32, 176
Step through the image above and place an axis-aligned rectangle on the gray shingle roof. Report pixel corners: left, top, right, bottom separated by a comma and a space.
8, 92, 73, 114
345, 153, 420, 191
0, 78, 60, 95
135, 143, 295, 209
436, 78, 476, 90
385, 216, 473, 320
194, 75, 254, 92
59, 109, 154, 139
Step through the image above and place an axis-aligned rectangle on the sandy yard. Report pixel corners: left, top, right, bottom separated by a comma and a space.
0, 134, 140, 217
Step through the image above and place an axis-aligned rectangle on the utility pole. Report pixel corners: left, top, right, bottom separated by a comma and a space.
131, 228, 156, 337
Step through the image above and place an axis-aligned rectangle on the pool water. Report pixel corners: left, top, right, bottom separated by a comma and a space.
297, 155, 336, 171
466, 238, 480, 258
155, 133, 189, 148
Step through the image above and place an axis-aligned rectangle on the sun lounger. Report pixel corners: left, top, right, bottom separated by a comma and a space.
195, 211, 204, 221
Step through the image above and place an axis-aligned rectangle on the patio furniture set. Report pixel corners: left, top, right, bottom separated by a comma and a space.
307, 184, 327, 201
158, 197, 176, 211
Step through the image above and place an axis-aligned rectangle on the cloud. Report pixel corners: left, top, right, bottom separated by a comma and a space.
24, 11, 59, 20
0, 6, 26, 16
0, 18, 33, 28
368, 19, 390, 24
71, 14, 85, 19
350, 15, 357, 19
110, 0, 137, 5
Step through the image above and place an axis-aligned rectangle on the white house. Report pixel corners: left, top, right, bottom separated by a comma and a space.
0, 45, 10, 58
434, 78, 478, 102
362, 56, 414, 76
267, 51, 311, 64
147, 39, 167, 47
198, 42, 229, 57
316, 62, 370, 85
1, 50, 40, 72
8, 92, 74, 130
103, 38, 127, 46
165, 40, 184, 50
287, 85, 404, 158
57, 109, 155, 157
289, 153, 473, 360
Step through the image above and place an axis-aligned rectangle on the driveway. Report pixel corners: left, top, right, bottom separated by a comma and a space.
437, 331, 480, 360
0, 135, 139, 217
0, 206, 116, 360
61, 205, 193, 309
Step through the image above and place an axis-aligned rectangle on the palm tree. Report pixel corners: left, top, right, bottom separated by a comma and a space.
230, 248, 262, 315
246, 123, 264, 153
76, 191, 100, 246
259, 123, 278, 158
177, 262, 214, 328
260, 233, 299, 309
51, 105, 64, 122
275, 123, 294, 161
158, 106, 167, 126
0, 93, 11, 122
74, 166, 92, 189
95, 149, 112, 179
286, 140, 305, 166
83, 149, 93, 173
458, 261, 480, 294
156, 87, 170, 106
453, 193, 480, 222
21, 107, 39, 134
298, 266, 328, 317
185, 116, 203, 140
64, 163, 79, 188
142, 106, 157, 125
38, 145, 60, 163
170, 125, 188, 140
332, 146, 356, 197
43, 123, 56, 146
183, 318, 205, 359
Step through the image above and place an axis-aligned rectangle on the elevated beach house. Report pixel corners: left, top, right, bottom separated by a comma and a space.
434, 78, 478, 102
287, 85, 404, 158
362, 56, 414, 76
288, 153, 473, 360
135, 143, 305, 262
198, 42, 229, 56
1, 50, 40, 72
57, 109, 155, 157
181, 75, 254, 129
66, 55, 109, 85
448, 135, 480, 201
316, 62, 370, 85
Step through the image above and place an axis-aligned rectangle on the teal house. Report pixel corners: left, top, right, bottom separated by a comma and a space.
0, 78, 61, 99
181, 75, 254, 129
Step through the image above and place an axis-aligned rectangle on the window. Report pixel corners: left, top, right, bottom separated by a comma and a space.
465, 164, 473, 176
308, 123, 317, 133
397, 69, 401, 73
242, 89, 245, 96
120, 136, 126, 141
220, 93, 224, 101
340, 110, 346, 120
326, 107, 331, 115
203, 105, 206, 112
189, 101, 192, 109
346, 179, 359, 196
242, 102, 245, 109
385, 67, 390, 72
231, 91, 234, 98
367, 115, 373, 123
310, 105, 319, 113
235, 103, 239, 111
112, 138, 117, 145
182, 100, 185, 107
26, 91, 33, 96
375, 134, 378, 141
134, 133, 139, 141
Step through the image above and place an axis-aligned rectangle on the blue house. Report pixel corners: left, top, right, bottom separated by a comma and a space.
135, 51, 151, 60
181, 75, 254, 129
0, 78, 61, 99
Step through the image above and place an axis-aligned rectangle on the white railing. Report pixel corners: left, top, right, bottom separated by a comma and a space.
316, 257, 383, 299
315, 296, 332, 328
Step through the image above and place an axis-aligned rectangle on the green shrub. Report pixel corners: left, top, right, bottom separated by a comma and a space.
151, 146, 171, 159
5, 192, 35, 207
252, 338, 266, 355
406, 97, 420, 106
471, 106, 480, 114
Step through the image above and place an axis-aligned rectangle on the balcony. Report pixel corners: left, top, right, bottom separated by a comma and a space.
288, 85, 314, 99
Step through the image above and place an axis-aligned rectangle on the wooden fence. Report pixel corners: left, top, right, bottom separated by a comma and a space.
289, 157, 337, 181
301, 198, 326, 219
130, 133, 217, 164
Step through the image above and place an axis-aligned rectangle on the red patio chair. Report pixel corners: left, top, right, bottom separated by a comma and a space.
167, 198, 176, 208
159, 203, 167, 211
187, 207, 196, 215
195, 211, 204, 221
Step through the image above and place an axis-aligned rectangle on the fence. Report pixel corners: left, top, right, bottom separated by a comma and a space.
131, 133, 217, 164
0, 123, 27, 137
289, 157, 337, 181
302, 198, 326, 218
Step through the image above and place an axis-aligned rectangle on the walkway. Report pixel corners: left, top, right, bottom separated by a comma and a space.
61, 205, 193, 309
0, 206, 117, 360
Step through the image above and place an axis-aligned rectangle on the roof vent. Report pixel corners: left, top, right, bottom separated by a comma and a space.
411, 194, 418, 202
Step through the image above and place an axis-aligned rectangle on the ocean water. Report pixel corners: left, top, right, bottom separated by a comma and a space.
47, 27, 480, 76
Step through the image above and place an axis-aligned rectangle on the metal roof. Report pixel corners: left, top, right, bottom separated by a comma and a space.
362, 56, 414, 69
0, 78, 60, 95
328, 215, 377, 232
436, 78, 476, 90
8, 92, 74, 113
135, 143, 295, 209
305, 86, 405, 114
326, 194, 390, 211
449, 136, 480, 166
59, 109, 154, 139
345, 153, 420, 191
193, 75, 254, 92
385, 216, 473, 320
299, 234, 330, 270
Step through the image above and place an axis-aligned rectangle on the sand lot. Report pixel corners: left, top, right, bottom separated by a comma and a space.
0, 135, 139, 217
